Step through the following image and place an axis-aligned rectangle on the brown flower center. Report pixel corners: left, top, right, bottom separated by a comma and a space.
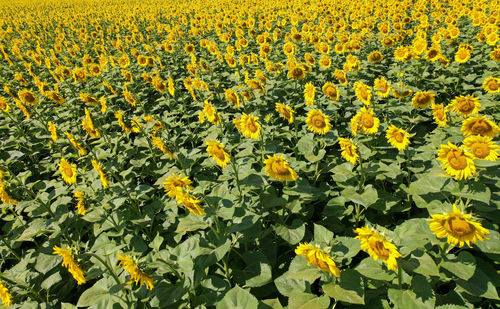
471, 120, 492, 135
246, 120, 258, 132
360, 113, 374, 128
447, 150, 468, 170
312, 115, 326, 128
271, 161, 291, 175
471, 142, 489, 159
443, 216, 475, 236
368, 238, 390, 259
63, 166, 73, 178
486, 80, 498, 91
393, 131, 404, 143
457, 98, 475, 113
212, 147, 226, 161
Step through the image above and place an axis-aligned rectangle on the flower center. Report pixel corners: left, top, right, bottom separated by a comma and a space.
312, 115, 325, 128
271, 161, 291, 175
63, 166, 73, 178
360, 113, 374, 128
326, 86, 337, 98
487, 80, 498, 91
394, 131, 404, 143
471, 142, 489, 159
471, 120, 492, 135
368, 238, 390, 259
212, 147, 226, 161
444, 216, 475, 236
446, 150, 468, 170
246, 120, 258, 132
458, 98, 475, 113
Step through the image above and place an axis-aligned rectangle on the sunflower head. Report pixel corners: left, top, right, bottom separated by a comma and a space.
225, 89, 240, 108
59, 158, 77, 185
482, 76, 499, 94
354, 226, 401, 271
295, 243, 340, 277
275, 103, 294, 123
163, 173, 193, 199
304, 82, 316, 106
449, 95, 480, 117
373, 77, 391, 98
432, 104, 448, 127
306, 109, 331, 135
427, 204, 490, 248
236, 113, 261, 139
386, 125, 410, 151
333, 69, 348, 85
437, 142, 477, 180
412, 91, 435, 108
263, 154, 298, 182
206, 140, 231, 168
354, 81, 372, 105
322, 82, 339, 101
461, 115, 500, 138
367, 50, 383, 63
338, 138, 359, 164
463, 135, 500, 161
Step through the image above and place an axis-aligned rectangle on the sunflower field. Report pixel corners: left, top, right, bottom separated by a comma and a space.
0, 0, 499, 307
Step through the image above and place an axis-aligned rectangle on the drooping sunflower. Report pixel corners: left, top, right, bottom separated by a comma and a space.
448, 94, 480, 117
59, 158, 77, 185
176, 191, 205, 216
437, 142, 477, 180
304, 82, 316, 106
427, 204, 490, 248
235, 113, 261, 140
275, 102, 294, 123
333, 69, 348, 85
306, 109, 331, 135
386, 125, 410, 151
482, 76, 499, 94
350, 107, 380, 136
354, 226, 402, 271
73, 191, 86, 215
163, 173, 193, 199
53, 246, 86, 285
432, 104, 448, 127
463, 135, 499, 161
322, 82, 339, 101
18, 89, 38, 105
354, 81, 372, 105
263, 154, 298, 182
48, 121, 58, 142
117, 254, 155, 290
199, 101, 222, 125
367, 51, 383, 63
91, 159, 109, 189
461, 115, 500, 138
294, 243, 340, 277
373, 77, 391, 98
412, 91, 435, 109
206, 140, 231, 168
82, 108, 100, 138
225, 89, 240, 108
338, 138, 359, 164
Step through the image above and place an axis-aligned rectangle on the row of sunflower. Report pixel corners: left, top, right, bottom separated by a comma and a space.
0, 0, 499, 307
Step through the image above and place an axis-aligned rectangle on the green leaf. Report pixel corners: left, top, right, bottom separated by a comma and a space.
322, 269, 365, 304
355, 257, 396, 281
330, 237, 361, 259
400, 249, 439, 277
274, 273, 307, 297
288, 293, 330, 309
217, 285, 259, 309
313, 224, 334, 244
456, 267, 500, 300
441, 251, 476, 280
35, 253, 60, 274
341, 184, 378, 208
286, 256, 322, 282
273, 219, 305, 245
474, 229, 500, 255
77, 281, 113, 307
408, 176, 447, 195
448, 181, 490, 204
241, 252, 273, 287
297, 134, 315, 156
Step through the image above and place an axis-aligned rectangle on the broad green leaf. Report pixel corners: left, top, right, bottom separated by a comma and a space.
322, 269, 365, 304
288, 293, 330, 309
273, 219, 305, 245
286, 256, 322, 282
313, 224, 334, 244
441, 251, 476, 280
217, 285, 259, 309
355, 257, 396, 281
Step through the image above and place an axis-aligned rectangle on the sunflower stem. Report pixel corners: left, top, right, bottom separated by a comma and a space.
230, 159, 243, 201
397, 263, 403, 289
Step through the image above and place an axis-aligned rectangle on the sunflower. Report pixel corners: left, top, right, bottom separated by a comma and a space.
463, 135, 499, 161
73, 191, 86, 215
117, 254, 155, 290
263, 154, 298, 182
454, 47, 471, 63
206, 140, 231, 168
461, 115, 500, 138
59, 158, 77, 185
354, 81, 372, 105
236, 113, 261, 139
45, 91, 65, 104
137, 54, 148, 66
168, 76, 175, 96
53, 246, 86, 285
200, 101, 222, 125
333, 69, 348, 85
88, 64, 102, 77
304, 82, 316, 106
91, 159, 109, 189
152, 78, 167, 93
412, 91, 435, 108
319, 55, 331, 68
306, 109, 331, 135
225, 89, 240, 108
350, 107, 380, 136
287, 65, 306, 80
184, 43, 195, 55
163, 173, 193, 199
427, 204, 490, 248
437, 142, 477, 180
275, 102, 294, 123
394, 46, 411, 62
386, 125, 410, 151
295, 243, 340, 277
482, 76, 499, 94
367, 51, 383, 63
373, 77, 391, 97
82, 108, 100, 138
0, 96, 9, 112
0, 180, 18, 205
432, 104, 448, 127
18, 89, 38, 105
338, 138, 359, 164
426, 44, 441, 62
0, 279, 12, 306
176, 191, 205, 216
322, 82, 339, 101
448, 95, 480, 117
354, 226, 402, 271
48, 121, 58, 142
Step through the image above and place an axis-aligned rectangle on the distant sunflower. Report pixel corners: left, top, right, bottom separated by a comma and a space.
275, 102, 294, 123
295, 243, 340, 277
338, 138, 359, 164
288, 65, 306, 80
482, 76, 499, 94
322, 82, 339, 101
73, 191, 86, 215
18, 89, 38, 105
354, 226, 402, 271
333, 69, 348, 85
454, 47, 471, 63
350, 107, 380, 136
448, 94, 480, 117
59, 158, 77, 185
373, 77, 391, 98
367, 51, 383, 63
461, 115, 500, 138
304, 82, 316, 106
306, 109, 331, 135
354, 81, 372, 105
432, 104, 448, 127
117, 254, 155, 290
437, 142, 476, 180
263, 154, 297, 182
0, 279, 12, 306
412, 91, 435, 109
163, 173, 193, 199
319, 55, 331, 68
386, 125, 410, 151
427, 204, 490, 248
225, 89, 240, 108
206, 140, 231, 168
237, 113, 261, 139
463, 135, 499, 161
